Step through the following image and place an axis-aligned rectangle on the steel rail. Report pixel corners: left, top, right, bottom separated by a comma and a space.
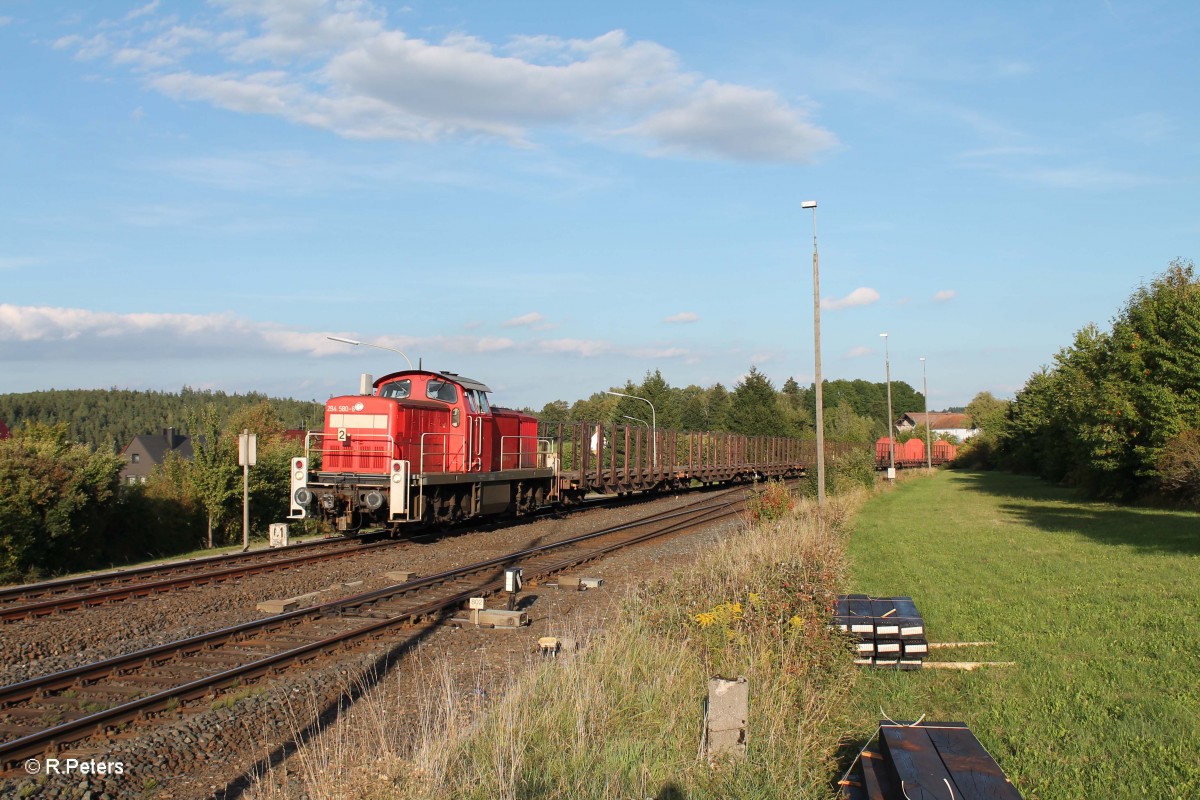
0, 535, 363, 608
0, 484, 757, 768
0, 539, 400, 623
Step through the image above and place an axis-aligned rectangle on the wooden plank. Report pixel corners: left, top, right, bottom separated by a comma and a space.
925, 725, 1024, 799
880, 724, 957, 800
858, 749, 900, 800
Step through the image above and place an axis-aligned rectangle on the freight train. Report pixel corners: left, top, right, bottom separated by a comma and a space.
289, 369, 829, 533
873, 436, 958, 470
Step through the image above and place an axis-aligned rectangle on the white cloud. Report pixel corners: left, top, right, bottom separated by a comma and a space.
843, 346, 873, 359
537, 338, 611, 358
629, 80, 836, 162
933, 289, 956, 302
126, 1, 160, 21
0, 16, 12, 27
663, 311, 698, 324
822, 287, 880, 311
0, 257, 42, 271
0, 305, 517, 361
502, 311, 545, 328
56, 4, 835, 163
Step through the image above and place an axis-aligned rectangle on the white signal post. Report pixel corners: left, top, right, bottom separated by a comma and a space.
238, 430, 257, 551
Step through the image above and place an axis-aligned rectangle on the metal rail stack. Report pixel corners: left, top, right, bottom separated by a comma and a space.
840, 720, 1023, 799
833, 594, 928, 669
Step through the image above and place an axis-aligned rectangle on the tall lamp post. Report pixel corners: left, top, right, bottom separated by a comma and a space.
920, 357, 932, 470
327, 335, 414, 370
880, 333, 895, 479
606, 390, 656, 465
802, 199, 825, 508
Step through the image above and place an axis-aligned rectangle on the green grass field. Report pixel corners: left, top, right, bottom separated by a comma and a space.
845, 470, 1200, 799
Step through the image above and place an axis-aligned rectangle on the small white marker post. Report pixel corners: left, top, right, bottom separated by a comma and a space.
238, 430, 257, 552
468, 596, 485, 626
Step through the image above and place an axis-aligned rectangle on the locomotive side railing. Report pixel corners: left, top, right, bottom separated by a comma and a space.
498, 435, 556, 471
419, 432, 467, 474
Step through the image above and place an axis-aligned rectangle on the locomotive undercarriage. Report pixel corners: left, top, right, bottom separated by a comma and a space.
301, 470, 557, 534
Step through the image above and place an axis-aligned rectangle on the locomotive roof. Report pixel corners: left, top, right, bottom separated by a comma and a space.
374, 370, 493, 394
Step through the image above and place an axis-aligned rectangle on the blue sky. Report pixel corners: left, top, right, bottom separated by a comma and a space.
2, 1, 1197, 412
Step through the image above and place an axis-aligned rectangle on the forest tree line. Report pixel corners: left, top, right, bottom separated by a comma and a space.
532, 366, 926, 444
0, 387, 324, 453
0, 399, 310, 582
0, 369, 928, 580
960, 259, 1200, 504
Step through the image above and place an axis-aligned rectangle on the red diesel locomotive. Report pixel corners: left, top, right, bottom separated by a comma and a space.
291, 368, 826, 533
289, 370, 554, 531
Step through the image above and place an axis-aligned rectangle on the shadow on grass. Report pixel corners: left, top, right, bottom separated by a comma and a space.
950, 470, 1200, 555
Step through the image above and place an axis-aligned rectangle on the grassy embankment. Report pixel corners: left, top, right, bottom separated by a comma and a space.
245, 483, 868, 800
845, 470, 1200, 799
244, 470, 1199, 799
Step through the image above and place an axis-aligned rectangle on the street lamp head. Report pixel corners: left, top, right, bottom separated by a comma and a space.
328, 335, 362, 346
920, 356, 926, 362
879, 332, 888, 338
801, 200, 817, 209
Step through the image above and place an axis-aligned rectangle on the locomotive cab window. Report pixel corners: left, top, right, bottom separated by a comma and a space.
475, 390, 490, 414
426, 380, 459, 404
379, 379, 411, 399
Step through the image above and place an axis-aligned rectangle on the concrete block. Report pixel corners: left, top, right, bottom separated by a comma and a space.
386, 570, 417, 582
256, 589, 324, 614
256, 598, 299, 614
706, 676, 748, 761
580, 577, 604, 589
557, 576, 582, 590
476, 609, 528, 628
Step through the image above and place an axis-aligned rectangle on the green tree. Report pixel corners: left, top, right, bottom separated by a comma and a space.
0, 423, 124, 580
188, 405, 239, 548
536, 400, 570, 423
727, 367, 782, 436
966, 392, 1009, 432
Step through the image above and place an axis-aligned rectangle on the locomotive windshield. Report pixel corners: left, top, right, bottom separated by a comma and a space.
379, 379, 411, 399
426, 380, 459, 403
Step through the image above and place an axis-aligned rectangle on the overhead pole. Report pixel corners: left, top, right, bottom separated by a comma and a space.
880, 333, 895, 479
921, 357, 932, 470
802, 200, 825, 508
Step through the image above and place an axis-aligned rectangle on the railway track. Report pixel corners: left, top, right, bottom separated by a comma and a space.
0, 484, 755, 771
0, 492, 660, 624
0, 535, 385, 623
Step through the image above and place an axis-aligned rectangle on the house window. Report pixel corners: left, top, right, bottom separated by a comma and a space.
127, 476, 138, 485
131, 453, 141, 463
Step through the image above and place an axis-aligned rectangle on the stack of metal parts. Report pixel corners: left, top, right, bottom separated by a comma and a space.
840, 720, 1023, 799
833, 595, 927, 669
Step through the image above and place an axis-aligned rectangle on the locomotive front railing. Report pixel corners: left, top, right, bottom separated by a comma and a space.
304, 431, 396, 473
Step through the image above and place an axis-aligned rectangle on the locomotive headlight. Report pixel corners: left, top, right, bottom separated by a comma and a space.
364, 491, 384, 510
294, 487, 313, 506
